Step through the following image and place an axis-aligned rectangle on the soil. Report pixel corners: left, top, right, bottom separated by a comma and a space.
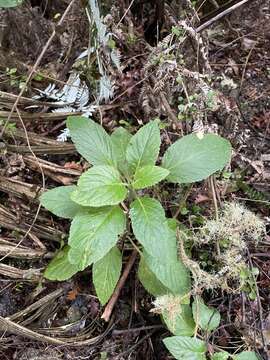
0, 0, 269, 359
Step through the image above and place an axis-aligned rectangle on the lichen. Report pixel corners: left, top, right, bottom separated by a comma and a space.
177, 202, 266, 294
198, 202, 265, 247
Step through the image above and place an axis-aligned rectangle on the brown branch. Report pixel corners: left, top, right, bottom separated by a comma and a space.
196, 0, 251, 33
0, 314, 114, 346
101, 249, 137, 322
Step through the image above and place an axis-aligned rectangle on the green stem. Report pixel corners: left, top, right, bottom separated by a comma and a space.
128, 187, 137, 203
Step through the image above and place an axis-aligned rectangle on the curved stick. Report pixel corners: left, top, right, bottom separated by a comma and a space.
101, 249, 137, 322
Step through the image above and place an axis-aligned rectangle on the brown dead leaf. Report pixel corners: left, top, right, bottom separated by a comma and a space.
195, 194, 210, 204
67, 287, 79, 301
64, 161, 83, 172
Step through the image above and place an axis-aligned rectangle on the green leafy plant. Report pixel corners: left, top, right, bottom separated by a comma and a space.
158, 295, 216, 359
5, 67, 27, 89
164, 335, 207, 360
40, 116, 231, 306
159, 295, 259, 360
0, 0, 23, 8
239, 266, 259, 301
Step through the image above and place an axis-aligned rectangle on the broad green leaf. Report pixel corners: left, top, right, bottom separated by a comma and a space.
143, 251, 190, 295
40, 185, 82, 219
93, 246, 122, 305
44, 246, 79, 281
71, 165, 127, 207
192, 297, 221, 332
67, 116, 116, 166
132, 165, 169, 189
138, 256, 169, 297
211, 352, 230, 360
0, 0, 23, 7
163, 336, 207, 360
131, 199, 190, 294
68, 206, 125, 270
162, 304, 195, 336
234, 351, 259, 360
111, 127, 132, 174
167, 217, 178, 228
164, 222, 191, 295
126, 121, 160, 172
130, 197, 175, 262
162, 134, 231, 183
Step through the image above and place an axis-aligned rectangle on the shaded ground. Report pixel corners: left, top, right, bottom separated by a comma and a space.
0, 0, 269, 359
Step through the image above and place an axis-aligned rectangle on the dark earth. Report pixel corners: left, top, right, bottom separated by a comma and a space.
0, 0, 269, 359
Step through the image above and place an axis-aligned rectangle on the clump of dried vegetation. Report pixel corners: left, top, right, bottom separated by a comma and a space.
177, 202, 266, 294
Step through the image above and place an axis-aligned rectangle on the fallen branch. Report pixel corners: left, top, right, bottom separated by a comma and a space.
8, 289, 64, 321
101, 249, 137, 322
7, 143, 76, 155
0, 175, 40, 200
0, 243, 45, 260
24, 155, 81, 185
196, 0, 251, 33
0, 263, 41, 281
0, 314, 113, 346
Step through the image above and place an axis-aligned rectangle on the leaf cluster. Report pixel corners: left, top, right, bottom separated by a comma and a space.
38, 116, 254, 359
161, 296, 259, 360
40, 116, 231, 306
0, 0, 23, 8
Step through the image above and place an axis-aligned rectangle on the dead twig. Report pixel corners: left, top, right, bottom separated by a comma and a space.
246, 248, 268, 355
0, 176, 40, 200
115, 330, 156, 359
0, 315, 114, 346
0, 204, 63, 242
196, 0, 251, 33
24, 155, 81, 185
8, 289, 64, 321
0, 106, 46, 262
101, 250, 137, 322
0, 263, 42, 281
0, 243, 45, 260
239, 42, 256, 94
112, 324, 164, 336
7, 143, 76, 155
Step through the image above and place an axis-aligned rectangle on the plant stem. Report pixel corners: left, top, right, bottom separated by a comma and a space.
173, 184, 193, 219
101, 186, 139, 322
210, 175, 220, 256
128, 187, 137, 203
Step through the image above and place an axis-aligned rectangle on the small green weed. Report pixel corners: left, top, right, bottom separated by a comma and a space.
5, 67, 27, 90
0, 118, 16, 134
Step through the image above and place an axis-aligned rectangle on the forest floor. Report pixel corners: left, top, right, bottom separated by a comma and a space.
0, 0, 269, 359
